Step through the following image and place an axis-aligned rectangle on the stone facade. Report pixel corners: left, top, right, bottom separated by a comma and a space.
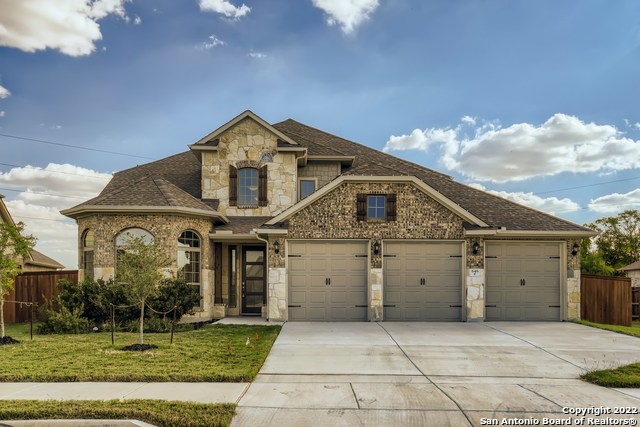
201, 117, 298, 216
76, 213, 215, 318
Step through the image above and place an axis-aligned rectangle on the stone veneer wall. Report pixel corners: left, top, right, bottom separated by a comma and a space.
76, 214, 215, 318
566, 238, 582, 320
297, 161, 341, 190
201, 117, 298, 217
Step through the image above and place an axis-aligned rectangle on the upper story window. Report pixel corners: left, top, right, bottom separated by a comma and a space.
367, 195, 386, 219
299, 178, 317, 200
239, 168, 259, 206
356, 193, 397, 222
229, 164, 268, 208
82, 229, 94, 280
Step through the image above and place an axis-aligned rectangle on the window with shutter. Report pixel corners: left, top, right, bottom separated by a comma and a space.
259, 165, 268, 206
356, 193, 367, 221
229, 165, 238, 206
386, 193, 397, 221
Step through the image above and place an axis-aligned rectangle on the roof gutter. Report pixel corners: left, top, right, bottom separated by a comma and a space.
61, 205, 229, 223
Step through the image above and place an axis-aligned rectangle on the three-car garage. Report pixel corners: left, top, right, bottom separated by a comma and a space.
286, 239, 563, 322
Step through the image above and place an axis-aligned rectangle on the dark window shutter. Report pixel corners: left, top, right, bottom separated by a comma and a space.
386, 193, 397, 221
229, 165, 238, 206
258, 165, 268, 206
356, 193, 367, 221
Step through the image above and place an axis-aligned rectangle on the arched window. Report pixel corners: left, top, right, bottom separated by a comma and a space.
82, 229, 94, 280
178, 231, 201, 300
238, 168, 259, 206
115, 228, 154, 271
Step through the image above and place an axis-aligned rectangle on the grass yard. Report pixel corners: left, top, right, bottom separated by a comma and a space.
576, 320, 640, 387
0, 399, 235, 427
575, 320, 640, 338
0, 322, 280, 382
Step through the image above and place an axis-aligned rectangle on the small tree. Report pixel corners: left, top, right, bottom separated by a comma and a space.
115, 234, 171, 345
584, 210, 640, 274
0, 222, 36, 338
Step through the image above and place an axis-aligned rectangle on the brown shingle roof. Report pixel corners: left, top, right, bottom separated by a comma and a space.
273, 119, 592, 233
28, 249, 64, 269
84, 176, 214, 212
215, 216, 273, 234
620, 261, 640, 271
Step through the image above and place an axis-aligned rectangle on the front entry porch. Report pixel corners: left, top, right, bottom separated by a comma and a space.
213, 240, 267, 319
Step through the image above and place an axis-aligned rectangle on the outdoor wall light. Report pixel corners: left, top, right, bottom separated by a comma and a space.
373, 241, 380, 256
274, 240, 280, 255
571, 243, 579, 256
472, 241, 480, 255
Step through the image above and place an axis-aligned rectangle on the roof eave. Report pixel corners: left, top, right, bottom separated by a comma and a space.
61, 205, 229, 223
465, 229, 597, 238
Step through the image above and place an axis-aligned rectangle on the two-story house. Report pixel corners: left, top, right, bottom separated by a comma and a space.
62, 110, 595, 322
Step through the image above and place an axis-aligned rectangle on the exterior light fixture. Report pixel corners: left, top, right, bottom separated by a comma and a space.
472, 241, 480, 255
571, 243, 579, 256
274, 240, 280, 255
373, 241, 380, 255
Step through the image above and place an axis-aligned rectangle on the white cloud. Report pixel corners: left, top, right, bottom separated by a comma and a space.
468, 183, 580, 215
248, 51, 267, 59
312, 0, 379, 34
588, 188, 640, 213
635, 123, 640, 130
0, 164, 111, 269
0, 85, 10, 98
196, 35, 226, 50
198, 0, 250, 20
0, 0, 131, 56
384, 114, 640, 183
134, 15, 142, 25
0, 111, 5, 118
461, 115, 476, 126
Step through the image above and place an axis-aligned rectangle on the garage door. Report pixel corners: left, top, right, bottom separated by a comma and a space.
383, 241, 463, 321
288, 241, 368, 321
485, 242, 561, 321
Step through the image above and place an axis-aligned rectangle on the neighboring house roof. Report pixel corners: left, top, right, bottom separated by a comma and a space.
61, 112, 594, 235
620, 261, 640, 271
1, 194, 65, 270
27, 249, 65, 270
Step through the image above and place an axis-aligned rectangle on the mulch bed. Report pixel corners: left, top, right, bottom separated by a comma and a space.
120, 343, 158, 352
0, 336, 20, 345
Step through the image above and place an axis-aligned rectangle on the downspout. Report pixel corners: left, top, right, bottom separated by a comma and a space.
254, 231, 270, 321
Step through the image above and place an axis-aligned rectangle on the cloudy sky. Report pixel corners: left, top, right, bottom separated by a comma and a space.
1, 0, 639, 269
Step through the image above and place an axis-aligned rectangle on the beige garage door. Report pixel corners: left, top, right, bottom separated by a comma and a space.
288, 241, 368, 321
383, 241, 463, 321
486, 242, 561, 321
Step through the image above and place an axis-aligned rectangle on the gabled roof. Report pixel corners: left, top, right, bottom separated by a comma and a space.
273, 119, 594, 234
62, 176, 227, 221
27, 249, 64, 270
192, 110, 300, 147
620, 261, 640, 271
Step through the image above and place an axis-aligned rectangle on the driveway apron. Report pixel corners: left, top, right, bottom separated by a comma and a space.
233, 322, 640, 427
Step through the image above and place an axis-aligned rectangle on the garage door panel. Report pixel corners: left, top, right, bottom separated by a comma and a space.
288, 241, 368, 321
383, 242, 462, 321
486, 242, 561, 321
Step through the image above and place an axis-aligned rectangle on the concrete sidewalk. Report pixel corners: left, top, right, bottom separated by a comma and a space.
0, 382, 249, 403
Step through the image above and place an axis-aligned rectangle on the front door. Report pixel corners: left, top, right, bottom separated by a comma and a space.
242, 246, 266, 315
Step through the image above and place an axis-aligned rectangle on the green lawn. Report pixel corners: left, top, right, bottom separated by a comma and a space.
576, 320, 640, 387
575, 320, 640, 338
0, 322, 280, 382
0, 400, 235, 427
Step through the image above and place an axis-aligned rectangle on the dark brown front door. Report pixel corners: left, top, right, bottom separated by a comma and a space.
242, 246, 266, 315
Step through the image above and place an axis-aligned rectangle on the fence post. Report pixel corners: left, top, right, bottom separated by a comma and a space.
170, 306, 177, 345
111, 305, 115, 346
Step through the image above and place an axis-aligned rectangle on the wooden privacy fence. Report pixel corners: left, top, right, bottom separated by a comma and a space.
581, 274, 632, 326
4, 270, 78, 323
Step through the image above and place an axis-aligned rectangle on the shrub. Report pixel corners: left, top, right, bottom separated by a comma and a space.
38, 306, 92, 334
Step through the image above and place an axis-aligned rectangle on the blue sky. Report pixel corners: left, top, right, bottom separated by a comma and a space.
0, 0, 639, 269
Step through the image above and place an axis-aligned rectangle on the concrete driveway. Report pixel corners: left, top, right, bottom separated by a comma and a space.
233, 322, 640, 426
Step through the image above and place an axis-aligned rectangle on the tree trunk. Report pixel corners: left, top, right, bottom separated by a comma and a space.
139, 299, 145, 345
0, 298, 4, 338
